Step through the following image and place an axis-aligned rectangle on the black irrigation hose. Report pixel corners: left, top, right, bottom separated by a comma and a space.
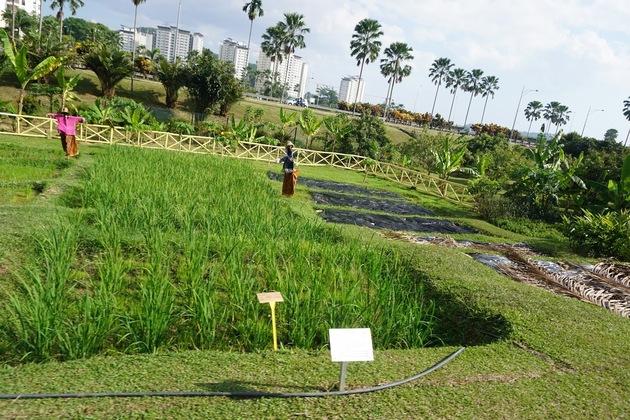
0, 347, 465, 400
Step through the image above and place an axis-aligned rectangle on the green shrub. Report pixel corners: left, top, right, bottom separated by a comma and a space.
562, 210, 630, 260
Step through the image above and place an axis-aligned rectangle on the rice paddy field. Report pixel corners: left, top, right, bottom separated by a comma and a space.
0, 134, 628, 419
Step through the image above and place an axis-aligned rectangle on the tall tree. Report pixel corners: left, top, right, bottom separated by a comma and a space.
260, 23, 286, 98
155, 58, 185, 108
543, 101, 560, 135
130, 0, 147, 91
83, 44, 133, 98
623, 97, 630, 146
428, 57, 453, 116
380, 42, 413, 120
242, 0, 264, 70
479, 75, 499, 124
445, 67, 466, 124
544, 102, 571, 136
349, 18, 383, 114
49, 0, 85, 42
462, 68, 484, 128
524, 100, 543, 138
279, 13, 309, 102
554, 104, 571, 135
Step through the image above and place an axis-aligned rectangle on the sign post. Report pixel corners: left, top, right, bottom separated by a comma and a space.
256, 292, 284, 351
329, 328, 374, 391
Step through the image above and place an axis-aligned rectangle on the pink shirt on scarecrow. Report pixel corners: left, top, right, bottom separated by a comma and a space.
48, 114, 85, 136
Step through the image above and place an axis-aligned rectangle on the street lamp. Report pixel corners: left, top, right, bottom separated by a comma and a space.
580, 106, 604, 137
510, 86, 538, 140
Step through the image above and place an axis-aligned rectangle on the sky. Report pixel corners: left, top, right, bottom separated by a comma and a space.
49, 0, 630, 141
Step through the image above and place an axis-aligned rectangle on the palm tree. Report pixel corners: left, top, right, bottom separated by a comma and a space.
380, 42, 414, 120
155, 58, 185, 108
445, 68, 466, 124
243, 1, 264, 68
279, 13, 309, 102
462, 68, 484, 128
428, 57, 453, 116
49, 0, 85, 42
83, 45, 133, 98
349, 18, 383, 114
130, 0, 147, 91
553, 104, 571, 135
479, 75, 499, 124
623, 97, 630, 146
543, 101, 560, 136
524, 100, 543, 138
260, 23, 286, 98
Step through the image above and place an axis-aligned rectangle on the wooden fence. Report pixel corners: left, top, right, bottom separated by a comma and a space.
0, 112, 470, 202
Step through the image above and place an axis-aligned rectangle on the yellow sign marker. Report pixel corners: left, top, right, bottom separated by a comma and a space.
257, 292, 284, 351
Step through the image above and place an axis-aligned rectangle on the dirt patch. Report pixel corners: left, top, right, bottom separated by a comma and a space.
268, 171, 400, 198
311, 191, 435, 216
387, 234, 543, 257
319, 208, 474, 234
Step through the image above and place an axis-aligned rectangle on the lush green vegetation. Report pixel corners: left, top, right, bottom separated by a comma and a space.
2, 142, 437, 363
0, 135, 628, 419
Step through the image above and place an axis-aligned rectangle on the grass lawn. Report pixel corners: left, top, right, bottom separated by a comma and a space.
0, 135, 628, 419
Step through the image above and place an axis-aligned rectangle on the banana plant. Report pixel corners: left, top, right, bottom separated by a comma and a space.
323, 115, 352, 152
279, 107, 297, 137
606, 153, 630, 211
56, 66, 82, 111
298, 109, 323, 149
0, 28, 62, 114
430, 136, 474, 194
118, 105, 154, 141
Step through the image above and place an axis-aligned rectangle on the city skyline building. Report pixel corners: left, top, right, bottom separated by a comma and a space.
1, 0, 41, 31
155, 25, 203, 63
339, 75, 365, 104
219, 38, 248, 80
119, 25, 154, 55
255, 52, 309, 98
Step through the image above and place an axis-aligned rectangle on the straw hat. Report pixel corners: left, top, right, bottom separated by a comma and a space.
286, 141, 294, 147
61, 107, 69, 114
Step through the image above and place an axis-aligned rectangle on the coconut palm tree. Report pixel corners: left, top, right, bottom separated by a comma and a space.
349, 18, 383, 114
279, 13, 309, 102
380, 42, 413, 120
445, 67, 466, 124
260, 23, 285, 98
462, 69, 484, 128
243, 1, 264, 68
623, 97, 630, 146
130, 0, 147, 92
553, 104, 571, 135
524, 100, 543, 138
543, 101, 560, 135
428, 57, 453, 116
479, 75, 499, 124
49, 0, 85, 42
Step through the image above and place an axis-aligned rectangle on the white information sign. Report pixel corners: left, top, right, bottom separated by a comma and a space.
329, 328, 374, 362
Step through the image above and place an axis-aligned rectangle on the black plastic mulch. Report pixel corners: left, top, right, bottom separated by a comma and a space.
311, 191, 435, 216
267, 171, 400, 198
320, 209, 474, 234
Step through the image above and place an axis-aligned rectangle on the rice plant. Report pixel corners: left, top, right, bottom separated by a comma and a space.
57, 284, 116, 360
5, 145, 436, 360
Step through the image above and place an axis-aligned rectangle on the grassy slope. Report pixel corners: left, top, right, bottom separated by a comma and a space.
0, 136, 628, 418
